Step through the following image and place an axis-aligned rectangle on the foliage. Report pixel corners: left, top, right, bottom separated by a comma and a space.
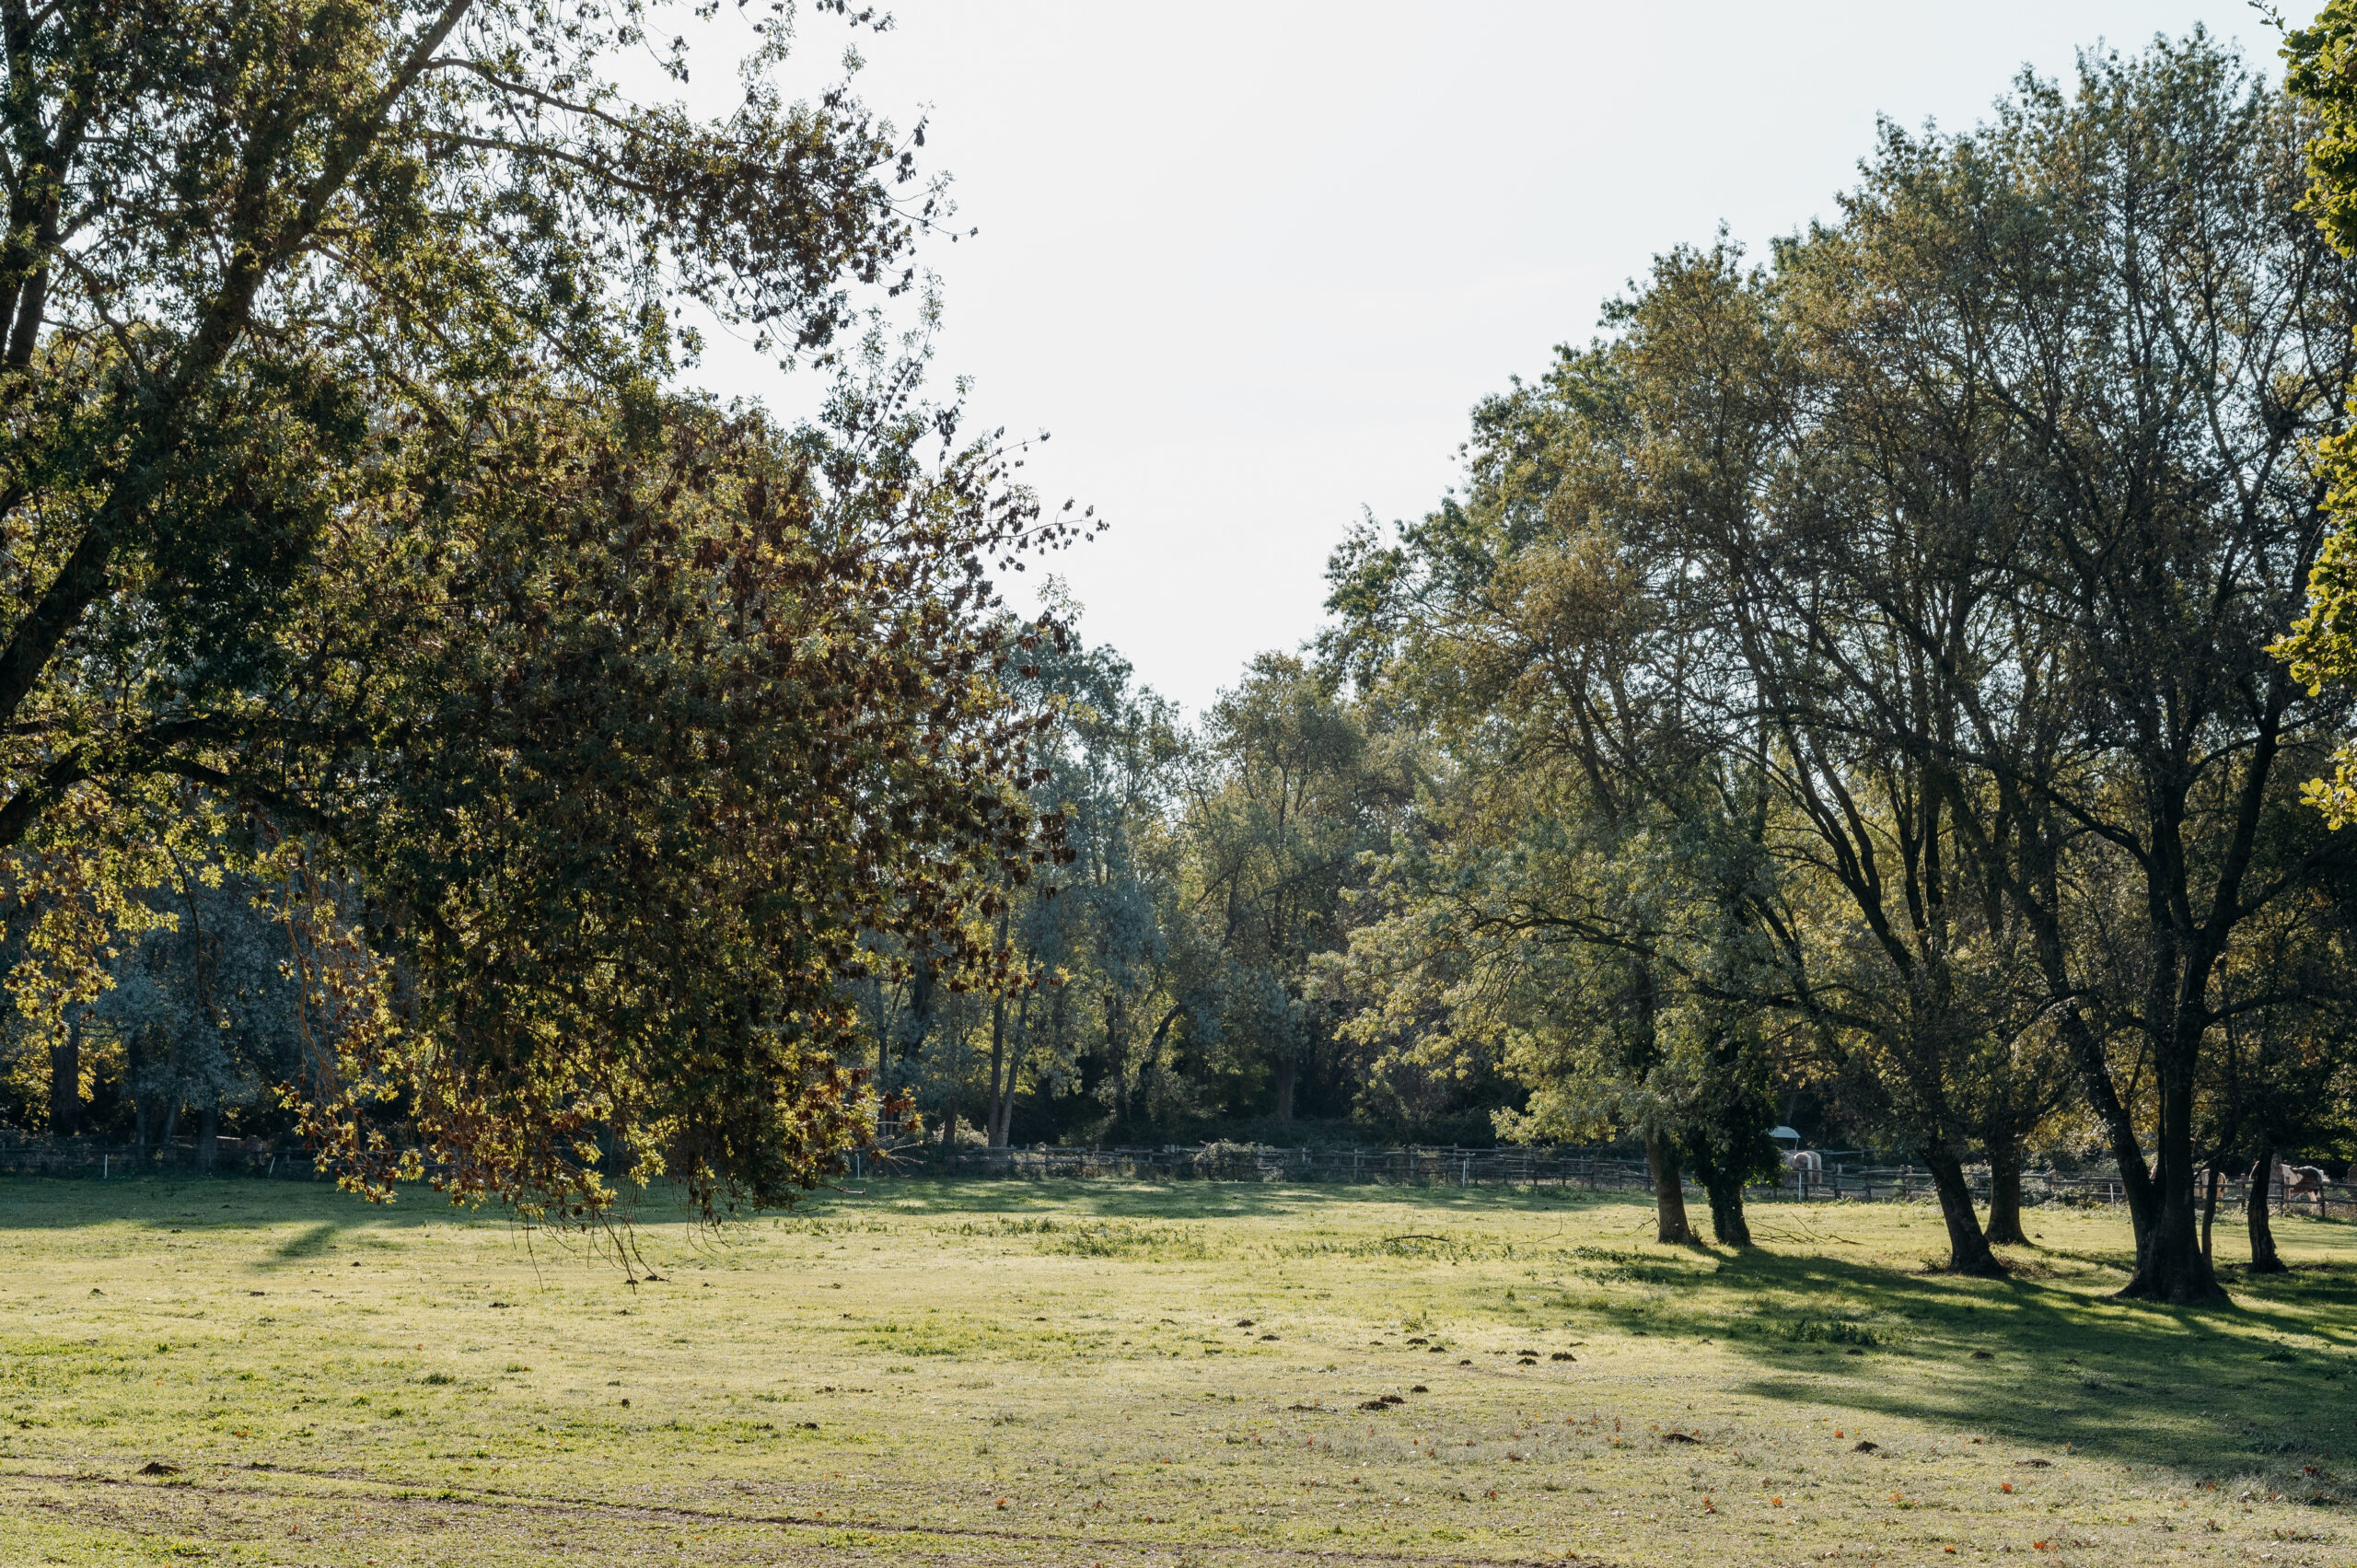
0, 0, 1096, 1219
2284, 1, 2357, 825
1180, 655, 1418, 1126
273, 388, 1072, 1221
1327, 33, 2357, 1292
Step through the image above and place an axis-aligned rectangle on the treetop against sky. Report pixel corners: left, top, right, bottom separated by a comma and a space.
689, 0, 2283, 716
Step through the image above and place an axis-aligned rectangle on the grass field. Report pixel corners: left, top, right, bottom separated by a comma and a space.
0, 1175, 2351, 1568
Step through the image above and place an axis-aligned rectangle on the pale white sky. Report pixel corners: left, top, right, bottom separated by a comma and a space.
689, 2, 2272, 715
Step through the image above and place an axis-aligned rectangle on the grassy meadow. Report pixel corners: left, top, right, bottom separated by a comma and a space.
0, 1174, 2351, 1568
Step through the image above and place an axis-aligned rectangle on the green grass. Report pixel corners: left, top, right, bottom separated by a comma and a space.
0, 1174, 2351, 1566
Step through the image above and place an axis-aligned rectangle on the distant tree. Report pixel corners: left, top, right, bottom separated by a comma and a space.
93, 857, 307, 1160
946, 628, 1184, 1147
1322, 354, 1785, 1248
1180, 655, 1414, 1126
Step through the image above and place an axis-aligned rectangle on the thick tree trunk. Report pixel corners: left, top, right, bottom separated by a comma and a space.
1681, 1124, 1754, 1247
1984, 1139, 2028, 1247
46, 1014, 78, 1136
2247, 1150, 2287, 1274
1922, 1146, 2005, 1277
2122, 1186, 2225, 1299
2117, 1046, 2225, 1302
1644, 1128, 1693, 1245
198, 1105, 218, 1170
1699, 1167, 1751, 1248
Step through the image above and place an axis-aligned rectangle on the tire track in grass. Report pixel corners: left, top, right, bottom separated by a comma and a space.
3, 1462, 1624, 1568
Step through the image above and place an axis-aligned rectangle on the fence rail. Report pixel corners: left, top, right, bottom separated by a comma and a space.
867, 1142, 2357, 1218
0, 1135, 319, 1180
4, 1132, 2350, 1220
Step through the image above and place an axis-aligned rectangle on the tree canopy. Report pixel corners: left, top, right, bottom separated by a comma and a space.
0, 0, 1087, 1223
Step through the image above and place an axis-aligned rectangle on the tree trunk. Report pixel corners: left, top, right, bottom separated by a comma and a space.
985, 992, 1009, 1149
2247, 1149, 2287, 1274
127, 1028, 152, 1150
2117, 1135, 2226, 1302
1681, 1123, 1754, 1247
2053, 1005, 2157, 1248
2119, 1175, 2225, 1300
994, 996, 1033, 1148
2200, 1164, 2222, 1263
1644, 1128, 1693, 1245
1273, 1051, 1297, 1122
1984, 1138, 2028, 1247
1109, 1004, 1131, 1133
899, 959, 937, 1068
198, 1105, 218, 1170
47, 1013, 78, 1136
2115, 946, 2232, 1304
1699, 1165, 1751, 1247
1921, 1146, 2006, 1277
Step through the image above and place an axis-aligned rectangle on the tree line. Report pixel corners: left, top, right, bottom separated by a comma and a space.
849, 31, 2357, 1307
861, 29, 2357, 1309
1325, 32, 2357, 1306
0, 7, 2353, 1308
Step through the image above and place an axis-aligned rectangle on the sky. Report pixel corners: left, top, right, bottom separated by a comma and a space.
685, 1, 2277, 716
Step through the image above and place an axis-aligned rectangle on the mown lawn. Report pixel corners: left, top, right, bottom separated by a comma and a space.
0, 1173, 2351, 1567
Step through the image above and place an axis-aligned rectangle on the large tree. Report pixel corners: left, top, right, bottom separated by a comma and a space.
1323, 347, 1787, 1249
0, 1, 1083, 1221
1332, 34, 2355, 1293
1820, 37, 2356, 1300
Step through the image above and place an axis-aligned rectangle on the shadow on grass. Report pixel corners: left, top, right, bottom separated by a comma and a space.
0, 1173, 483, 1235
261, 1221, 343, 1265
800, 1173, 1645, 1223
1678, 1242, 2354, 1484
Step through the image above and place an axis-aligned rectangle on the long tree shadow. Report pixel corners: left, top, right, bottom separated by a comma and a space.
797, 1173, 1641, 1223
259, 1221, 345, 1266
0, 1173, 486, 1237
1687, 1244, 2353, 1491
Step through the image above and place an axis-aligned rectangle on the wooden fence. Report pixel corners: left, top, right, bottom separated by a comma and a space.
865, 1142, 2357, 1218
0, 1134, 316, 1180
4, 1132, 2349, 1220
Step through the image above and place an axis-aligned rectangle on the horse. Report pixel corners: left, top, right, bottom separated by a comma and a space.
2283, 1163, 2328, 1216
